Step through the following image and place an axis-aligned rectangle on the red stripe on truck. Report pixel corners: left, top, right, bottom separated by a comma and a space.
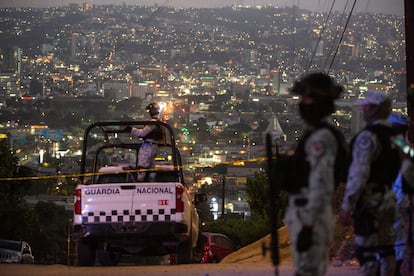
175, 186, 184, 212
74, 189, 81, 215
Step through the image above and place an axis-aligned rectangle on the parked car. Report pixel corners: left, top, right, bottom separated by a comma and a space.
0, 239, 34, 264
197, 232, 237, 263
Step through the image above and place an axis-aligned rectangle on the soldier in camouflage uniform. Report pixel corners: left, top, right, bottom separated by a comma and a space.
339, 90, 401, 276
129, 102, 163, 182
285, 72, 344, 276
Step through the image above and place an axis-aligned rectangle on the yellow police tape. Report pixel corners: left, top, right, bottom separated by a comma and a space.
0, 157, 266, 182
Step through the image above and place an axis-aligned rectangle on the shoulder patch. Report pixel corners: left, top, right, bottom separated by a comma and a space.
355, 131, 373, 151
307, 127, 335, 157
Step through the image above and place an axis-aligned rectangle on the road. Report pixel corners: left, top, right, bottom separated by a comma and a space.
0, 263, 360, 276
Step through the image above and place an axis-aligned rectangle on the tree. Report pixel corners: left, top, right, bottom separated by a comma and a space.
202, 217, 268, 247
0, 139, 37, 240
0, 139, 18, 178
245, 170, 287, 224
245, 171, 268, 220
31, 201, 70, 264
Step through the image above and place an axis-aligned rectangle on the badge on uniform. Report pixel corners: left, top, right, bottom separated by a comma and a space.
356, 133, 372, 150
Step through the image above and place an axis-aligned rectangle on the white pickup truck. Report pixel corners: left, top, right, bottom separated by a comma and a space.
72, 121, 203, 266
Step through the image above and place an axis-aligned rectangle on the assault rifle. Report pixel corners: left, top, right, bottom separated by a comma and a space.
265, 133, 280, 276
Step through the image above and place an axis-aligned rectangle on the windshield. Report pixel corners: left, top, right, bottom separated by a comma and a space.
0, 240, 22, 251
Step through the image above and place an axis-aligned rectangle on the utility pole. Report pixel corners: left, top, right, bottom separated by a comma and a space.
405, 0, 414, 143
221, 175, 225, 218
67, 218, 72, 265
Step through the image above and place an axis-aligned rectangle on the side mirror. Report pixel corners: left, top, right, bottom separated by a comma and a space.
194, 193, 207, 205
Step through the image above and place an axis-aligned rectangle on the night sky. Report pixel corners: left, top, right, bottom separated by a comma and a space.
0, 0, 405, 16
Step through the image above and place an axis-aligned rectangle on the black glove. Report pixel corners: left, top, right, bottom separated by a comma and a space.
296, 226, 313, 253
124, 126, 132, 132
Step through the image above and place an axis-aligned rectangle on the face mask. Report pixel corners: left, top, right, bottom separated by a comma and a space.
299, 102, 320, 123
299, 98, 335, 124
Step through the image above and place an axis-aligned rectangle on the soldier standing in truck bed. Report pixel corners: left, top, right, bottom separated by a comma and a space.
128, 102, 163, 182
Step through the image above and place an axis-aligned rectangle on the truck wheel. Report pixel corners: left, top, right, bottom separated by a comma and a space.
77, 240, 96, 266
176, 227, 193, 264
176, 239, 192, 264
96, 244, 121, 266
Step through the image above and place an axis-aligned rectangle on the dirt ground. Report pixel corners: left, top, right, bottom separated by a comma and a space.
221, 225, 292, 265
0, 226, 360, 276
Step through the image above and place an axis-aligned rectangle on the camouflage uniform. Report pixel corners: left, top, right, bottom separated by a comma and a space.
131, 117, 161, 181
341, 121, 399, 276
285, 72, 343, 276
284, 121, 338, 276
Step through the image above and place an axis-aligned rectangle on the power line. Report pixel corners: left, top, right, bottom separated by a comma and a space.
322, 0, 351, 71
0, 156, 267, 183
305, 0, 337, 72
327, 0, 358, 73
83, 1, 169, 71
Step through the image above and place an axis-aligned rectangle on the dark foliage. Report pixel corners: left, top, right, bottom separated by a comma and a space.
0, 140, 71, 264
201, 217, 269, 248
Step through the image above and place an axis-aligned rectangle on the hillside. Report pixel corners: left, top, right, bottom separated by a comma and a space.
221, 225, 356, 266
220, 226, 292, 265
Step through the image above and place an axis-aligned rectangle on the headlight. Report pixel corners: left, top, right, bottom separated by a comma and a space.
10, 254, 20, 263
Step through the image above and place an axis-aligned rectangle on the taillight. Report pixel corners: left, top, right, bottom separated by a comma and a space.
74, 189, 81, 215
175, 185, 184, 213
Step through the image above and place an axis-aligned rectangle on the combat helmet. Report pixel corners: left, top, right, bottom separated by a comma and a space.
146, 102, 160, 117
290, 72, 343, 99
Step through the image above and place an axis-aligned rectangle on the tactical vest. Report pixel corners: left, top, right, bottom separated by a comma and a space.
350, 124, 401, 192
285, 122, 349, 194
144, 125, 163, 140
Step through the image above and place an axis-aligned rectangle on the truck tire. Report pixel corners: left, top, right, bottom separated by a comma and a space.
193, 231, 204, 263
96, 243, 121, 266
176, 228, 193, 264
77, 240, 96, 266
176, 239, 192, 264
